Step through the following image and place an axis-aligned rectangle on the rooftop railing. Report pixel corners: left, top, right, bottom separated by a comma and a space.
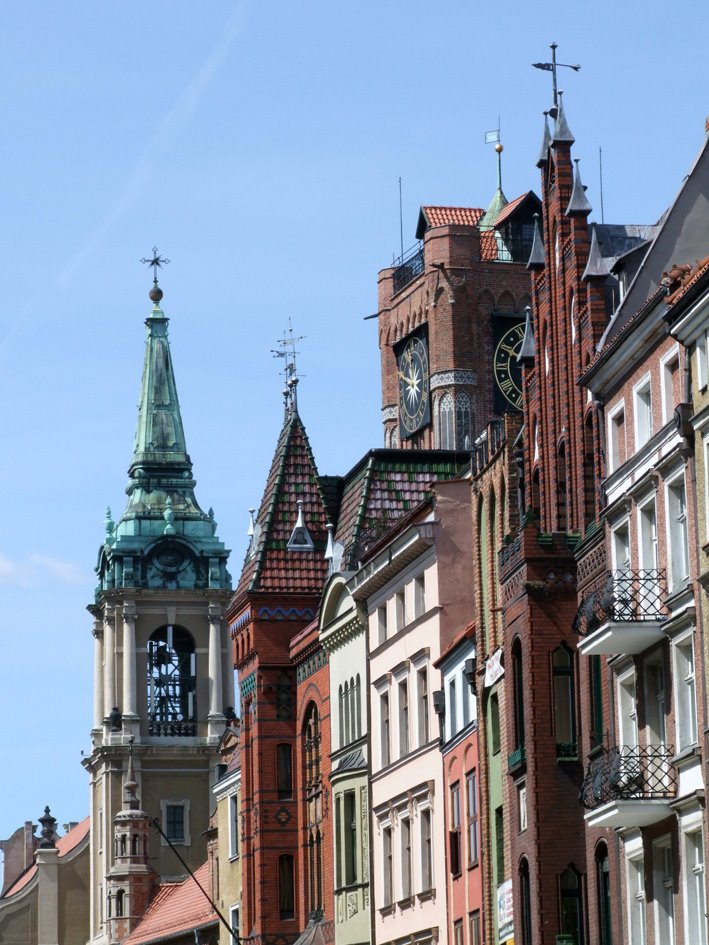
392, 242, 425, 294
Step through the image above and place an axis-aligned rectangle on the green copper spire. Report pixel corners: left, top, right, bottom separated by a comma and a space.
95, 276, 230, 595
478, 143, 508, 231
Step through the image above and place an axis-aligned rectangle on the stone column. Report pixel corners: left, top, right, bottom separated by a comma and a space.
122, 605, 137, 718
103, 607, 116, 721
92, 620, 104, 732
208, 605, 224, 736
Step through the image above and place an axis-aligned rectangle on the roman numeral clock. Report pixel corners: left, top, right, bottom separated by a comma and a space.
493, 317, 525, 412
395, 328, 431, 438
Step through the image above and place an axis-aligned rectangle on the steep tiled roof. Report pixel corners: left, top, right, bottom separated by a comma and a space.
234, 408, 331, 600
2, 817, 90, 898
479, 231, 499, 261
493, 191, 536, 229
420, 206, 484, 229
334, 450, 468, 570
123, 862, 217, 945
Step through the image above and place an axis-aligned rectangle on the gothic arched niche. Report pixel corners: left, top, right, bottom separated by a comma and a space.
147, 624, 196, 736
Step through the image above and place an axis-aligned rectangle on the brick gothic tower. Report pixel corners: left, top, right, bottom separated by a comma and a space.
496, 94, 612, 945
377, 181, 541, 451
227, 389, 332, 945
84, 278, 233, 945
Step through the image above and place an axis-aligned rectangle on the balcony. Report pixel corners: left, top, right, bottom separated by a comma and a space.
392, 242, 425, 294
580, 744, 677, 828
507, 746, 525, 771
575, 569, 668, 657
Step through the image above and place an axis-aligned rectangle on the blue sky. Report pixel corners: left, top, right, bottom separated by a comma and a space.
0, 1, 706, 847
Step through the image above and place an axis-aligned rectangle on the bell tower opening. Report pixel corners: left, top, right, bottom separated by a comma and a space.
147, 625, 196, 736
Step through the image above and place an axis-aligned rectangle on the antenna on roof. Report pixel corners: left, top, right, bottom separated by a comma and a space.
271, 319, 305, 416
599, 146, 605, 224
398, 177, 404, 260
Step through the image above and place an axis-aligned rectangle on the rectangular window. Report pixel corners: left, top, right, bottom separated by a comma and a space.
378, 605, 388, 645
395, 589, 406, 630
380, 693, 390, 767
277, 743, 293, 799
466, 770, 479, 865
335, 795, 342, 888
448, 677, 458, 738
453, 919, 463, 945
518, 783, 528, 832
697, 330, 708, 390
589, 655, 604, 749
494, 806, 504, 887
667, 477, 689, 589
344, 791, 357, 885
627, 854, 646, 945
609, 405, 626, 471
230, 906, 240, 945
401, 817, 412, 899
449, 782, 462, 876
684, 829, 708, 945
383, 827, 393, 905
399, 680, 409, 757
414, 574, 425, 618
662, 352, 680, 424
674, 635, 698, 750
417, 668, 429, 745
612, 520, 631, 572
165, 804, 185, 841
228, 794, 239, 858
279, 854, 294, 919
469, 911, 481, 945
653, 838, 674, 945
421, 809, 433, 891
461, 670, 471, 728
635, 379, 653, 448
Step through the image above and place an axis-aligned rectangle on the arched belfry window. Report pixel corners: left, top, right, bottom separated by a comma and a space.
147, 625, 196, 736
303, 703, 323, 913
455, 393, 472, 450
439, 393, 454, 449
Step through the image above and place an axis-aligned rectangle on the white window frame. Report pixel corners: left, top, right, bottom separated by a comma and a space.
617, 667, 638, 750
608, 400, 626, 473
229, 904, 240, 945
611, 517, 631, 572
652, 835, 675, 945
697, 329, 708, 391
672, 629, 698, 752
160, 798, 191, 846
228, 792, 239, 859
395, 588, 406, 631
660, 346, 681, 426
634, 375, 653, 449
681, 819, 708, 945
413, 573, 425, 619
626, 846, 647, 945
665, 471, 689, 590
378, 604, 388, 645
704, 433, 709, 544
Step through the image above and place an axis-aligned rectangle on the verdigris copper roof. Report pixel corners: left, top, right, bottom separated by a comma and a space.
334, 449, 468, 570
235, 407, 331, 599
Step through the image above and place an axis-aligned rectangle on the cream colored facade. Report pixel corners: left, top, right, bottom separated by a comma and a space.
214, 735, 242, 945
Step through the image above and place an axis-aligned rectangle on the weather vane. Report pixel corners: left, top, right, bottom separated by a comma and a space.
271, 320, 306, 412
140, 246, 171, 283
532, 43, 580, 110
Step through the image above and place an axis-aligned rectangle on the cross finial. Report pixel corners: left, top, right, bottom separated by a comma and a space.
532, 43, 580, 111
271, 319, 306, 415
140, 246, 171, 284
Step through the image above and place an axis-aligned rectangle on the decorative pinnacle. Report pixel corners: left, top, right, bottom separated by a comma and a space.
140, 246, 170, 303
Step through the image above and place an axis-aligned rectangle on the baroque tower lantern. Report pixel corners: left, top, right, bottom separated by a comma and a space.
84, 263, 232, 945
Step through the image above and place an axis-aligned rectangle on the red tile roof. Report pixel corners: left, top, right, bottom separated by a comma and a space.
479, 231, 499, 261
123, 861, 218, 945
666, 255, 709, 305
420, 206, 484, 229
234, 409, 331, 600
492, 190, 536, 229
2, 817, 90, 898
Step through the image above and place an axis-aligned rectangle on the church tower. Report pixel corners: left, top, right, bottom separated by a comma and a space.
85, 268, 232, 944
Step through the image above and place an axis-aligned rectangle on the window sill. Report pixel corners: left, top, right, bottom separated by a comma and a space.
417, 887, 436, 903
450, 871, 462, 881
671, 744, 701, 768
229, 853, 240, 863
467, 860, 480, 871
379, 904, 395, 917
397, 896, 414, 911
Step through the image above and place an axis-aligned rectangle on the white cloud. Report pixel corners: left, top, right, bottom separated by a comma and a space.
0, 553, 33, 586
30, 554, 91, 586
0, 552, 91, 587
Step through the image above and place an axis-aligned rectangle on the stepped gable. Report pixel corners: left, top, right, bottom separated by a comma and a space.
334, 449, 468, 570
122, 861, 217, 945
235, 407, 331, 599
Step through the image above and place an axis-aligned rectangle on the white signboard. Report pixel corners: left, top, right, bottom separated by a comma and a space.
485, 648, 505, 687
497, 879, 514, 940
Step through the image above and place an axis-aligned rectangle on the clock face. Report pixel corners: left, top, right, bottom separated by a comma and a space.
397, 335, 430, 436
494, 321, 525, 410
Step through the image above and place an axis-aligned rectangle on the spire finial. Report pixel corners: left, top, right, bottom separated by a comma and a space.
532, 43, 581, 110
272, 320, 306, 415
140, 246, 170, 305
124, 736, 140, 810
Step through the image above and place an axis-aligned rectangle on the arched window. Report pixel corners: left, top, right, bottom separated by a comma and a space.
147, 625, 196, 735
583, 413, 595, 529
553, 646, 576, 758
559, 866, 584, 945
531, 469, 541, 521
455, 393, 472, 450
519, 858, 532, 945
478, 496, 490, 651
343, 681, 350, 744
355, 674, 362, 739
304, 703, 323, 913
595, 843, 612, 945
557, 442, 568, 532
277, 743, 293, 800
553, 222, 560, 271
439, 393, 454, 449
570, 290, 576, 344
338, 685, 344, 746
349, 678, 356, 743
131, 833, 140, 856
278, 854, 294, 919
115, 889, 125, 918
512, 640, 525, 755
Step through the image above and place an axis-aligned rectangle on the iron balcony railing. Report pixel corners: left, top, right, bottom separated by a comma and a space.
573, 569, 668, 636
392, 242, 425, 294
580, 744, 677, 810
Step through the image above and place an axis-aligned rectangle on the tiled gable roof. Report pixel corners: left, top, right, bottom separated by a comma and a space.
235, 409, 331, 600
493, 191, 535, 229
479, 231, 499, 261
420, 206, 484, 230
122, 862, 217, 945
2, 817, 90, 898
334, 450, 467, 570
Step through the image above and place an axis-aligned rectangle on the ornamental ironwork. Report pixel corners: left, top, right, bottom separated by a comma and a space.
147, 625, 196, 736
579, 744, 677, 809
573, 569, 668, 636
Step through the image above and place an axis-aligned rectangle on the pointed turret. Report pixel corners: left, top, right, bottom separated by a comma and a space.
478, 143, 508, 231
551, 91, 575, 145
527, 213, 545, 270
517, 306, 536, 365
96, 280, 230, 593
537, 112, 552, 167
566, 159, 592, 216
582, 225, 610, 280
